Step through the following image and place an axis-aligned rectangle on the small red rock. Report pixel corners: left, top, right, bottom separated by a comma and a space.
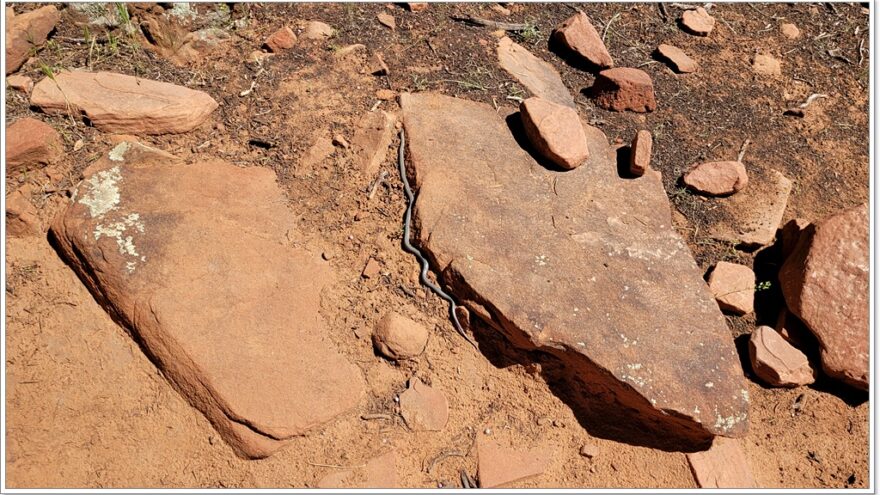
265, 26, 297, 52
399, 378, 448, 431
301, 21, 334, 40
406, 2, 428, 12
680, 7, 715, 36
6, 189, 41, 237
362, 257, 381, 278
553, 11, 613, 69
687, 438, 756, 488
749, 326, 815, 387
6, 74, 33, 93
6, 117, 62, 173
377, 12, 396, 30
5, 5, 60, 75
477, 437, 556, 488
369, 52, 390, 75
752, 54, 781, 76
579, 443, 600, 459
520, 97, 589, 170
629, 130, 652, 176
373, 312, 428, 360
592, 68, 656, 113
708, 261, 755, 315
780, 23, 800, 39
683, 161, 748, 196
656, 44, 698, 73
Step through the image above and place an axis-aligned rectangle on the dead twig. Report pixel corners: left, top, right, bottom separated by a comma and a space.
602, 12, 621, 43
451, 15, 529, 31
737, 139, 750, 162
361, 413, 393, 421
827, 48, 852, 64
368, 170, 389, 200
784, 93, 828, 117
425, 450, 467, 474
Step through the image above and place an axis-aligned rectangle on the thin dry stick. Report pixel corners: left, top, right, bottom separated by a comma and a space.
451, 15, 529, 31
737, 139, 750, 162
602, 12, 621, 43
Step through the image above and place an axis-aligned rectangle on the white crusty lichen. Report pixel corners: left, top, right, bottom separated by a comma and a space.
108, 142, 130, 162
78, 166, 122, 218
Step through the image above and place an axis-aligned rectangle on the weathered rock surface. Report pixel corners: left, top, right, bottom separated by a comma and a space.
401, 92, 749, 442
552, 12, 613, 69
687, 438, 756, 487
683, 161, 748, 196
656, 44, 698, 73
6, 189, 41, 237
352, 110, 397, 176
591, 68, 657, 113
779, 204, 869, 390
498, 36, 575, 109
705, 169, 792, 247
6, 5, 60, 75
31, 71, 218, 134
749, 326, 815, 387
630, 130, 652, 176
6, 117, 62, 173
373, 312, 429, 360
50, 142, 364, 458
399, 378, 449, 431
708, 262, 755, 316
520, 97, 589, 170
680, 7, 715, 36
477, 437, 556, 488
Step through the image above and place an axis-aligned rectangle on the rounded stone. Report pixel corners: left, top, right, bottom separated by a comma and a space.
373, 312, 429, 360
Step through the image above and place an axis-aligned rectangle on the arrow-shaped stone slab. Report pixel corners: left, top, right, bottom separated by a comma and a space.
51, 142, 363, 458
400, 92, 748, 443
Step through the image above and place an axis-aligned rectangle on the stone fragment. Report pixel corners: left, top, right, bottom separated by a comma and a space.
6, 117, 62, 173
376, 89, 396, 100
6, 74, 33, 93
779, 204, 868, 390
519, 97, 589, 170
656, 44, 698, 73
352, 110, 397, 176
687, 438, 756, 488
680, 7, 715, 36
629, 130, 652, 176
491, 4, 511, 16
373, 312, 429, 360
6, 189, 41, 237
377, 12, 396, 30
579, 443, 600, 459
683, 161, 748, 196
332, 134, 350, 148
780, 23, 800, 39
362, 257, 381, 278
498, 36, 575, 109
400, 92, 749, 442
406, 3, 428, 12
5, 5, 60, 74
552, 12, 613, 69
302, 21, 334, 40
707, 262, 755, 316
265, 26, 297, 52
752, 54, 781, 76
591, 68, 656, 113
704, 169, 791, 247
748, 326, 815, 387
477, 437, 556, 488
399, 378, 448, 431
50, 142, 364, 458
31, 71, 218, 135
369, 52, 390, 75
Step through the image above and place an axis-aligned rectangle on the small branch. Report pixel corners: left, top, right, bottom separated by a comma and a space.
602, 12, 621, 43
737, 139, 750, 162
451, 15, 529, 31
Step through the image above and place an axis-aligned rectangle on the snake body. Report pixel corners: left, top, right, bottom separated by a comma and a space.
398, 129, 479, 350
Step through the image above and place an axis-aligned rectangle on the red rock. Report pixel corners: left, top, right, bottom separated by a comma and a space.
406, 3, 428, 12
373, 312, 428, 360
399, 378, 448, 431
352, 110, 397, 176
369, 52, 390, 75
5, 6, 60, 74
401, 92, 749, 442
629, 130, 652, 176
579, 443, 600, 458
704, 169, 791, 247
752, 54, 781, 76
749, 326, 815, 387
591, 68, 656, 113
6, 74, 33, 93
683, 161, 748, 196
779, 204, 868, 390
265, 26, 296, 52
6, 117, 62, 173
491, 4, 511, 16
477, 437, 556, 488
780, 23, 800, 39
50, 142, 364, 458
498, 36, 575, 109
31, 71, 218, 135
552, 12, 613, 69
687, 438, 756, 487
362, 257, 382, 278
656, 44, 698, 73
377, 12, 396, 30
301, 21, 334, 40
708, 262, 755, 316
6, 189, 40, 237
520, 97, 589, 170
680, 7, 715, 36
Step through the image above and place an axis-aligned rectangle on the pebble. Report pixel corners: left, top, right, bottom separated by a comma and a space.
552, 11, 613, 69
369, 52, 390, 75
362, 257, 381, 278
656, 44, 697, 73
301, 21, 334, 40
6, 74, 33, 93
332, 134, 350, 148
519, 96, 589, 170
749, 326, 815, 387
591, 68, 656, 113
707, 261, 755, 315
579, 443, 600, 459
406, 3, 428, 12
629, 130, 652, 176
377, 12, 396, 30
780, 23, 800, 39
265, 26, 297, 52
752, 54, 782, 76
680, 7, 715, 36
683, 161, 748, 196
372, 312, 428, 360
